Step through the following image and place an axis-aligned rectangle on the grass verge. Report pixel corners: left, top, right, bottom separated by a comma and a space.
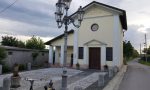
139, 60, 150, 66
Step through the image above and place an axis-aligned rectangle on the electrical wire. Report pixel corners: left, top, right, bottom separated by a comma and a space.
0, 0, 19, 14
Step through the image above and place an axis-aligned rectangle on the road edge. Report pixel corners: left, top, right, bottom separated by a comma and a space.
103, 65, 127, 90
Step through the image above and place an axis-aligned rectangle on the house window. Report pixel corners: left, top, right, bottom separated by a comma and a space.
8, 52, 13, 55
106, 47, 113, 61
78, 47, 84, 59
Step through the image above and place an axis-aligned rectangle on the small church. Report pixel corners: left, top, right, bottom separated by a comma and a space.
45, 1, 127, 70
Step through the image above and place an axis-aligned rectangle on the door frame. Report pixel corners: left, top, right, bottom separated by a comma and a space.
89, 47, 101, 69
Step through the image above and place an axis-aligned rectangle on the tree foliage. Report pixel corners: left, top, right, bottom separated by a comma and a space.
1, 36, 45, 50
0, 47, 7, 64
143, 46, 150, 55
26, 36, 45, 50
17, 40, 26, 48
123, 41, 139, 59
133, 49, 139, 58
32, 51, 39, 61
1, 36, 25, 48
1, 36, 18, 47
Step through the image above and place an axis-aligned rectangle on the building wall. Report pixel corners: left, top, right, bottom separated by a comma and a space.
51, 33, 74, 46
77, 5, 114, 66
48, 4, 124, 68
56, 46, 73, 66
3, 50, 48, 68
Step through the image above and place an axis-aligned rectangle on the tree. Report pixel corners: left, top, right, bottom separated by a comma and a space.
143, 46, 150, 55
17, 40, 26, 48
1, 36, 25, 48
0, 47, 7, 64
123, 41, 134, 58
133, 49, 139, 58
1, 36, 18, 47
26, 36, 45, 50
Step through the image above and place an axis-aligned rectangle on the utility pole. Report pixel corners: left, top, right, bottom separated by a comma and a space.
140, 43, 141, 57
145, 34, 147, 62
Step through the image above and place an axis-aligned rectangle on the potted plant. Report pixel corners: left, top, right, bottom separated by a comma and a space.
76, 62, 80, 70
104, 64, 108, 72
11, 63, 21, 88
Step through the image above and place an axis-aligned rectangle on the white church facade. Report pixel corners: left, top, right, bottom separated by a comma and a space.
45, 1, 127, 69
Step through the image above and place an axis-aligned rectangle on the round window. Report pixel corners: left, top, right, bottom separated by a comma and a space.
91, 23, 99, 31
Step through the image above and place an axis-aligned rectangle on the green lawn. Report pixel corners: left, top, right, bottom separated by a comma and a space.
139, 60, 150, 66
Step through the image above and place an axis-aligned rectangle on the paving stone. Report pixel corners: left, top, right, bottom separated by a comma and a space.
0, 68, 82, 90
67, 72, 101, 90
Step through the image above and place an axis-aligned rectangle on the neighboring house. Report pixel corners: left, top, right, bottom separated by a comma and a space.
0, 46, 48, 68
45, 1, 127, 70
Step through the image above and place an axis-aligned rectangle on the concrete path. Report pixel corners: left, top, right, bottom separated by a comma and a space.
119, 59, 150, 90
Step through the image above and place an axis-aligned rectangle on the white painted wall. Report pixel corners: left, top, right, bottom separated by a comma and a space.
49, 46, 53, 64
73, 30, 78, 65
48, 3, 124, 68
113, 15, 123, 67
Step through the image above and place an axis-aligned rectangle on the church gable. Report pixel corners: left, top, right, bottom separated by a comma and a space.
84, 4, 113, 18
71, 1, 127, 30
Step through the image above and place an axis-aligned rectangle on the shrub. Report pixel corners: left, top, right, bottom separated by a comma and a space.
12, 63, 19, 77
0, 47, 7, 64
32, 52, 39, 61
123, 59, 127, 65
104, 64, 108, 71
76, 62, 80, 69
2, 65, 11, 73
19, 64, 26, 71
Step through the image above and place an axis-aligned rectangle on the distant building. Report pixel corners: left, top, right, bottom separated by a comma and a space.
0, 46, 48, 68
45, 1, 127, 69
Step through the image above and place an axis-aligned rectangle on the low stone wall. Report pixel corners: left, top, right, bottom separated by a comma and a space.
3, 50, 48, 69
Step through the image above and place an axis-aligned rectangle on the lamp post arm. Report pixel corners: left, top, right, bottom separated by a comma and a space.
57, 21, 63, 28
70, 18, 80, 28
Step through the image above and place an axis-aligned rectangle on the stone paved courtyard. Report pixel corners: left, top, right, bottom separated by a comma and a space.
0, 68, 82, 90
0, 68, 107, 90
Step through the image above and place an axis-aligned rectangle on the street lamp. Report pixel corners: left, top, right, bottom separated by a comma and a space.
55, 0, 84, 90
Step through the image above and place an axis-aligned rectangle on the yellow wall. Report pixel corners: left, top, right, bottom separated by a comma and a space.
84, 4, 113, 18
56, 46, 73, 65
51, 33, 74, 46
50, 4, 124, 68
77, 4, 123, 67
78, 16, 114, 47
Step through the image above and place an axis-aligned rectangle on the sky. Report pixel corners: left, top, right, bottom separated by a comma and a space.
0, 0, 150, 52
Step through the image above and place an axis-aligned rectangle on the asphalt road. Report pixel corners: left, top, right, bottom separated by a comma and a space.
119, 59, 150, 90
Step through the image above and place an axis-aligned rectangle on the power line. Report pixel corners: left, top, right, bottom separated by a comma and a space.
0, 0, 19, 14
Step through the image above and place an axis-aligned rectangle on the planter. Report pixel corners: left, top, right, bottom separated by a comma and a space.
76, 63, 80, 70
0, 65, 2, 75
11, 76, 21, 88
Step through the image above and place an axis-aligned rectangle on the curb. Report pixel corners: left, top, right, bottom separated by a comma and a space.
103, 65, 127, 90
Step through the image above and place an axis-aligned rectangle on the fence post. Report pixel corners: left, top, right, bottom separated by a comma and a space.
0, 65, 2, 75
74, 86, 83, 90
27, 63, 31, 71
98, 73, 106, 87
108, 68, 114, 78
113, 66, 119, 75
3, 77, 11, 90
